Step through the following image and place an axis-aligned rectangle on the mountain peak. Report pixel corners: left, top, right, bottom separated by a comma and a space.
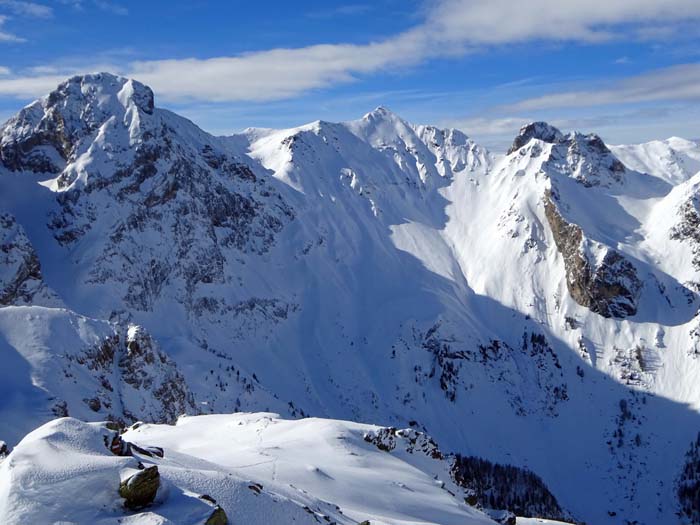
351, 105, 416, 147
363, 105, 403, 122
47, 72, 154, 116
0, 73, 155, 173
507, 121, 564, 154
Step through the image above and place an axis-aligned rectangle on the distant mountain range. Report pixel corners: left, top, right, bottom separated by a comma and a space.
1, 73, 700, 524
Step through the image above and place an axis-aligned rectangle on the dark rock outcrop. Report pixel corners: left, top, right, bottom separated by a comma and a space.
545, 191, 641, 318
671, 192, 700, 270
363, 427, 443, 459
0, 212, 55, 306
120, 326, 195, 423
508, 122, 564, 155
205, 505, 229, 525
71, 324, 196, 426
119, 465, 160, 509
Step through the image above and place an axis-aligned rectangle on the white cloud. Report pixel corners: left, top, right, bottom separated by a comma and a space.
0, 1, 52, 43
59, 0, 126, 15
1, 0, 700, 101
130, 34, 428, 103
306, 4, 373, 19
443, 116, 530, 137
92, 0, 127, 15
0, 73, 66, 95
421, 0, 700, 45
508, 63, 700, 111
440, 105, 700, 152
0, 0, 52, 18
0, 14, 24, 42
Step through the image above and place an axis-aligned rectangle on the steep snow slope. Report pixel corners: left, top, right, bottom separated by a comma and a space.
1, 73, 700, 524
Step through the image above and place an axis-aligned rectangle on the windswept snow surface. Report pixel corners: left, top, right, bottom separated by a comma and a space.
0, 414, 496, 525
1, 73, 700, 523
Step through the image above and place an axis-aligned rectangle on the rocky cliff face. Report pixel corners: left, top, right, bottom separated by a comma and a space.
78, 324, 196, 425
544, 190, 642, 318
671, 189, 700, 270
0, 212, 57, 306
0, 306, 195, 440
507, 121, 564, 155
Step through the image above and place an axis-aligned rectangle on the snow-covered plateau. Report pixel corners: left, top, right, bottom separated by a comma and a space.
1, 73, 700, 524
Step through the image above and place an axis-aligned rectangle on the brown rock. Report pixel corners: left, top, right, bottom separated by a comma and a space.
119, 465, 160, 509
205, 506, 228, 525
544, 190, 640, 318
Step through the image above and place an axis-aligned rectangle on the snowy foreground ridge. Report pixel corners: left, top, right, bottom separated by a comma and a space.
0, 413, 518, 524
1, 73, 700, 524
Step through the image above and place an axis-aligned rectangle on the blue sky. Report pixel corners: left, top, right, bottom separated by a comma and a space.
0, 0, 699, 150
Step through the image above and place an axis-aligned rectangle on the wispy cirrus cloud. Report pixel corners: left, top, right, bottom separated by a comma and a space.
0, 14, 25, 42
442, 104, 700, 152
0, 0, 52, 18
507, 63, 700, 111
423, 0, 700, 45
129, 33, 428, 103
305, 4, 374, 19
92, 0, 127, 15
59, 0, 127, 15
0, 1, 53, 43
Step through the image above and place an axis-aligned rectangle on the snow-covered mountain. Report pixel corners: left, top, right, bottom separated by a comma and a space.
1, 73, 700, 524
